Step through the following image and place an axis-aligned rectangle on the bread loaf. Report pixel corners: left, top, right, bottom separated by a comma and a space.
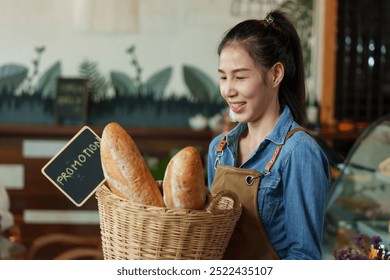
163, 146, 206, 210
100, 122, 165, 207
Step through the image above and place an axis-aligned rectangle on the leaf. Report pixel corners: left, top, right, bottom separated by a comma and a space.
79, 59, 108, 101
126, 45, 135, 54
36, 61, 61, 98
0, 64, 28, 93
144, 66, 172, 99
35, 46, 45, 53
110, 71, 137, 96
183, 64, 218, 102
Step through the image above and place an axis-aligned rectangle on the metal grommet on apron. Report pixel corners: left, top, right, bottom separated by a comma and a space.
245, 174, 262, 186
211, 127, 304, 260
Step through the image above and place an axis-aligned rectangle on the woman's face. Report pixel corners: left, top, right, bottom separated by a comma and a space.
218, 43, 278, 124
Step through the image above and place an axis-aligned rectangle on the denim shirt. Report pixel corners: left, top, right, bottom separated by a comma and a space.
207, 106, 331, 260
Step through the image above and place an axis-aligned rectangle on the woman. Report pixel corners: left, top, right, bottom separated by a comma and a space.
207, 10, 330, 260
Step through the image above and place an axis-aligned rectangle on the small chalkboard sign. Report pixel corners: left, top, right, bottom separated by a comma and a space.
55, 78, 89, 125
41, 126, 105, 207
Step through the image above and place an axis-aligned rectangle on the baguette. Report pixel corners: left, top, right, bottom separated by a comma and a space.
163, 146, 206, 210
100, 122, 164, 207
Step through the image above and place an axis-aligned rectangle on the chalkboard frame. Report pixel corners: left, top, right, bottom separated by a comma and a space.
41, 126, 105, 207
55, 78, 89, 125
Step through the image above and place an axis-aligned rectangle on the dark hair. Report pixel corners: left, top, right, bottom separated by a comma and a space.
218, 9, 307, 126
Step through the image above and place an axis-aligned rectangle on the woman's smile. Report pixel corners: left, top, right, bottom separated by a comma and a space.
229, 101, 247, 113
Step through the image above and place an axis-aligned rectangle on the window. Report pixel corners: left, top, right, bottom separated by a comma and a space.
335, 0, 390, 122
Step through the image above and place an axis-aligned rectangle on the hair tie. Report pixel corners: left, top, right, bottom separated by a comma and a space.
265, 13, 274, 24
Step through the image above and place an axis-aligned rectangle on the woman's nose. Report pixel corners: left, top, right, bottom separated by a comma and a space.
221, 80, 236, 98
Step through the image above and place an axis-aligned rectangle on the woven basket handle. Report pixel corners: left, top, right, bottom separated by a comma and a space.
206, 190, 241, 213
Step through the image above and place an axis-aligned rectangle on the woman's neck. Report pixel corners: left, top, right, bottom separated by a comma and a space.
247, 105, 281, 141
236, 107, 281, 166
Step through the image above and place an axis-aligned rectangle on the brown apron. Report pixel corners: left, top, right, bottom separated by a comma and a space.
211, 128, 304, 260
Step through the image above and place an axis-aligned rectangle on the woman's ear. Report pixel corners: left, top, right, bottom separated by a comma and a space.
270, 62, 284, 88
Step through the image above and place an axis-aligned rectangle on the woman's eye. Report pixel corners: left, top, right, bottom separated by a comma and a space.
219, 76, 227, 80
236, 76, 246, 80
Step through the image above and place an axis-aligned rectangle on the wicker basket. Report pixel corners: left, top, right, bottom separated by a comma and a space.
95, 185, 241, 260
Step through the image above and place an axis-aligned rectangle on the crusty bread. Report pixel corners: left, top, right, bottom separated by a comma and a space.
163, 146, 206, 210
100, 122, 165, 207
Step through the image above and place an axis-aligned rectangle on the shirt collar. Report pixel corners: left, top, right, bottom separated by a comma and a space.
265, 106, 294, 145
224, 105, 294, 145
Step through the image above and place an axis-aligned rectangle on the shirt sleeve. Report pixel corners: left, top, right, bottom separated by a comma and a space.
282, 137, 331, 260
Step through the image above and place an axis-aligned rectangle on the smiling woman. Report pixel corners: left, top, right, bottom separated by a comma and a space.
208, 10, 331, 260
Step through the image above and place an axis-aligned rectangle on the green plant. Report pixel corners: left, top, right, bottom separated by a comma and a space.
126, 45, 142, 88
182, 64, 220, 103
79, 59, 109, 102
12, 46, 45, 94
110, 45, 172, 99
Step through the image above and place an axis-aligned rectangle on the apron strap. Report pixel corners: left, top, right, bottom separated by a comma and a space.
216, 137, 227, 153
265, 127, 305, 172
214, 136, 227, 169
214, 127, 306, 171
